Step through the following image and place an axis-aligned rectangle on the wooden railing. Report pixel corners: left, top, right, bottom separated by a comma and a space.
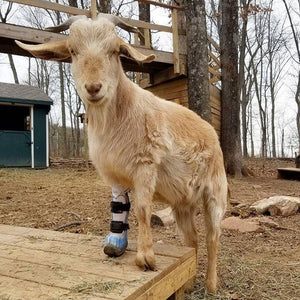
4, 0, 221, 83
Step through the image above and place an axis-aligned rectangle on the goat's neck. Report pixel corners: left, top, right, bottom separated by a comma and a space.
87, 69, 135, 134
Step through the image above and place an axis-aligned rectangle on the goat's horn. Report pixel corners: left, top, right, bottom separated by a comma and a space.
45, 15, 87, 33
98, 13, 139, 33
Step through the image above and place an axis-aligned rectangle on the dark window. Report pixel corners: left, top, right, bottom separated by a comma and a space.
0, 105, 30, 131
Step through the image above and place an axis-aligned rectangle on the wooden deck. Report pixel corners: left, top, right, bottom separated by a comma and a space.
277, 168, 300, 181
0, 224, 196, 300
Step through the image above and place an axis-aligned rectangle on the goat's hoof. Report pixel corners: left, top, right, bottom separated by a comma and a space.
205, 279, 217, 294
104, 232, 128, 257
135, 250, 156, 271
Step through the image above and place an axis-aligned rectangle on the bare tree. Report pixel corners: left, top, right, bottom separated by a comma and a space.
220, 0, 245, 176
184, 0, 211, 123
0, 2, 19, 84
282, 0, 300, 153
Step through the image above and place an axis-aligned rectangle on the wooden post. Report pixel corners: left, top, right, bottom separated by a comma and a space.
172, 9, 180, 74
134, 32, 141, 85
90, 0, 97, 20
144, 28, 151, 48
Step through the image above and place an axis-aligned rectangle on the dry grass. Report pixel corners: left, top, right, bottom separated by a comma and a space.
70, 280, 125, 295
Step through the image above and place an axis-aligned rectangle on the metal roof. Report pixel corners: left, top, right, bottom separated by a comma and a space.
0, 82, 53, 105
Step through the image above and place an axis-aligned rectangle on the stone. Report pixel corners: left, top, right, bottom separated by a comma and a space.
258, 216, 280, 229
221, 216, 264, 233
151, 207, 175, 227
268, 201, 299, 217
250, 196, 300, 216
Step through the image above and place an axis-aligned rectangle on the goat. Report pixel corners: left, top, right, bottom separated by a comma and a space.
16, 15, 228, 293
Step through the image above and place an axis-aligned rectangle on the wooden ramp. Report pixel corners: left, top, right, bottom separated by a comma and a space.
277, 168, 300, 181
0, 224, 196, 300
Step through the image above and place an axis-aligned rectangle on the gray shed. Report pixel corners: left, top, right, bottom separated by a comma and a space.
0, 82, 53, 168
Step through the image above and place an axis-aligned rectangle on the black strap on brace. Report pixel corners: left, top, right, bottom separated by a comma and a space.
110, 221, 129, 233
111, 201, 131, 213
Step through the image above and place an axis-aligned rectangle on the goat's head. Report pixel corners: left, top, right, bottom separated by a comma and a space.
16, 15, 155, 106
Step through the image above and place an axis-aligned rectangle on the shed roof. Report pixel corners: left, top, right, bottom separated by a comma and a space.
0, 82, 53, 105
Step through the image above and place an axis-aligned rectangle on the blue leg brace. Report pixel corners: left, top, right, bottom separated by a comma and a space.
104, 188, 130, 257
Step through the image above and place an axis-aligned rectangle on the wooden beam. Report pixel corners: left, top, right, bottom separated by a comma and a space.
209, 66, 221, 79
172, 9, 180, 74
207, 35, 221, 52
208, 49, 221, 67
90, 0, 97, 20
137, 0, 184, 10
6, 0, 90, 17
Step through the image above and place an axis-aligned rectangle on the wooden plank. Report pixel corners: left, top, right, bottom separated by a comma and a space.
0, 23, 175, 65
0, 274, 104, 300
91, 0, 97, 20
0, 224, 195, 260
6, 0, 90, 16
277, 168, 300, 180
137, 0, 184, 10
135, 256, 196, 300
144, 28, 151, 48
0, 257, 137, 300
5, 1, 173, 33
209, 66, 221, 79
172, 9, 180, 74
207, 35, 221, 52
208, 49, 220, 67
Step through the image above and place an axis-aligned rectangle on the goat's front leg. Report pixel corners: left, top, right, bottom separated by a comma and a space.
134, 168, 156, 271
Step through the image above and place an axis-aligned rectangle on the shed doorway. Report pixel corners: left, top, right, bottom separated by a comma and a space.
0, 104, 32, 167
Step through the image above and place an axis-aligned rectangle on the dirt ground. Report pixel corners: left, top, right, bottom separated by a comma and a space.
0, 158, 299, 299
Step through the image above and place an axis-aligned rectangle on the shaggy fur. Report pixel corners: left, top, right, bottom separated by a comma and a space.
16, 17, 228, 293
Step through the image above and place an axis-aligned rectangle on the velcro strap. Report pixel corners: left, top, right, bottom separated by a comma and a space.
110, 221, 129, 233
111, 201, 131, 213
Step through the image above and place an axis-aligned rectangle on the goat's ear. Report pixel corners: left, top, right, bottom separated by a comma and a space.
15, 40, 70, 61
119, 40, 155, 63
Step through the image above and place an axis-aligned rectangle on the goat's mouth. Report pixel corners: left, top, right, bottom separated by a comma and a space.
87, 95, 105, 103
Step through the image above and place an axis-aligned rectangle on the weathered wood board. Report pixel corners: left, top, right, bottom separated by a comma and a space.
0, 224, 196, 300
277, 168, 300, 181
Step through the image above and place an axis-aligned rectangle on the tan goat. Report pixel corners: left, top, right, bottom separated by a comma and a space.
17, 15, 227, 293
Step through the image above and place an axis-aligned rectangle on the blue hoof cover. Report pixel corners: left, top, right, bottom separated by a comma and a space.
104, 231, 128, 257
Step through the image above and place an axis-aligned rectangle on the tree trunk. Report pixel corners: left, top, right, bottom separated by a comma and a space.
184, 0, 211, 123
58, 62, 68, 157
220, 0, 244, 176
98, 0, 111, 13
7, 53, 19, 84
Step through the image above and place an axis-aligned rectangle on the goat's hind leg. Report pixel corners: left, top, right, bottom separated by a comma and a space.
203, 189, 226, 293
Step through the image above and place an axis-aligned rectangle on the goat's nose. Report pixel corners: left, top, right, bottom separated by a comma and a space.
85, 83, 102, 95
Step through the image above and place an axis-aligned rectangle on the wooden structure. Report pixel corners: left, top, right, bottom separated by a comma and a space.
277, 168, 300, 181
0, 224, 196, 299
0, 0, 221, 133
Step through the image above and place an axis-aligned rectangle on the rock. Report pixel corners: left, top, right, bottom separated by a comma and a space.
151, 207, 175, 227
221, 216, 264, 233
250, 196, 300, 216
268, 201, 299, 217
258, 216, 280, 228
